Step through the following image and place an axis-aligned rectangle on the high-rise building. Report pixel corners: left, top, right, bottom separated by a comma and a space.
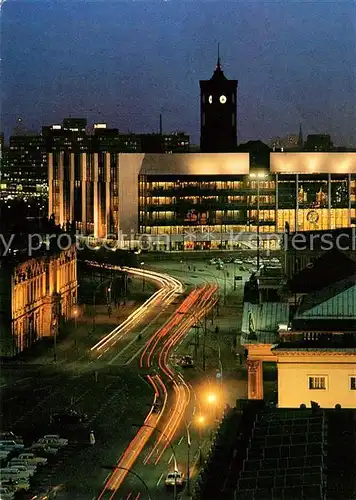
48, 149, 121, 236
200, 51, 238, 152
2, 135, 47, 199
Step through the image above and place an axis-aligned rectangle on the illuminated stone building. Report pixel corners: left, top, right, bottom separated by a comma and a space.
0, 245, 77, 356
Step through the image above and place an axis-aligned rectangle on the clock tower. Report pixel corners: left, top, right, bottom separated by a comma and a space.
200, 51, 238, 152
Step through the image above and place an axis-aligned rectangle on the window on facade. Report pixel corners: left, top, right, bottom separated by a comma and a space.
350, 377, 356, 390
309, 376, 327, 390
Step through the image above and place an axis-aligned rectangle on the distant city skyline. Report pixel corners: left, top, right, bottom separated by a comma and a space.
1, 1, 355, 146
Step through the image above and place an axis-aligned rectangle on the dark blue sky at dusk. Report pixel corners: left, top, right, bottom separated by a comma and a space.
1, 0, 355, 146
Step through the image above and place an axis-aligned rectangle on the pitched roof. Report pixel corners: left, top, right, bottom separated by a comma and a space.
295, 275, 356, 319
242, 302, 290, 343
289, 249, 356, 293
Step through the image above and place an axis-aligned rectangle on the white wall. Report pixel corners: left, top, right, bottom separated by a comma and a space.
277, 355, 356, 409
118, 154, 145, 235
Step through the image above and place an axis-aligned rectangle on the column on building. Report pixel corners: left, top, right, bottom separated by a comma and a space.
81, 152, 87, 234
247, 359, 264, 400
91, 153, 98, 238
69, 152, 75, 223
104, 152, 111, 238
58, 152, 65, 227
48, 152, 54, 218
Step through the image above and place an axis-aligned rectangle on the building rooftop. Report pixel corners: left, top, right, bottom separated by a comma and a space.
241, 302, 289, 343
288, 249, 356, 293
124, 152, 250, 176
284, 228, 356, 253
295, 275, 356, 319
270, 151, 356, 173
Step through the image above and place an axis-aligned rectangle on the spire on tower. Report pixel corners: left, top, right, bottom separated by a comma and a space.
211, 42, 226, 81
217, 42, 221, 69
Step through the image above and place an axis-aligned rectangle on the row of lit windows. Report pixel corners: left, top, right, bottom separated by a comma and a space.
140, 210, 354, 234
140, 225, 277, 235
275, 208, 352, 232
141, 195, 276, 206
143, 180, 277, 190
13, 277, 45, 313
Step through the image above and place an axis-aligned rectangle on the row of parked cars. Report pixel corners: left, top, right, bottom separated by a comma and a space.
209, 255, 280, 270
0, 431, 68, 499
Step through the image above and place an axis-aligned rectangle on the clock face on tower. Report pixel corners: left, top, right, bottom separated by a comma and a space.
208, 95, 213, 104
219, 95, 227, 104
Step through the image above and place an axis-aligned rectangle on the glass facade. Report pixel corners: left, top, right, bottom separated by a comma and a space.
139, 173, 356, 243
139, 174, 277, 249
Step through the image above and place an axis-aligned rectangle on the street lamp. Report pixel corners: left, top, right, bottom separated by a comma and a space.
73, 308, 78, 331
133, 423, 179, 499
183, 421, 192, 496
92, 277, 112, 331
207, 391, 219, 424
249, 172, 268, 270
106, 285, 112, 317
207, 393, 217, 404
101, 465, 152, 499
196, 415, 205, 463
140, 261, 145, 292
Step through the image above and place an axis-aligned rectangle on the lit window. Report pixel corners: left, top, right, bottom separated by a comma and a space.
308, 376, 327, 390
350, 377, 356, 390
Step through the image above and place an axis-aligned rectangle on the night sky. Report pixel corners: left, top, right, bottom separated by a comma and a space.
1, 0, 355, 146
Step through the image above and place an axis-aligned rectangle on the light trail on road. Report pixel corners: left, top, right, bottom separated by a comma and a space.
89, 263, 183, 357
96, 263, 218, 499
144, 285, 218, 466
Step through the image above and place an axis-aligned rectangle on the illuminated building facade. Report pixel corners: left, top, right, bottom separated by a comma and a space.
1, 135, 47, 199
49, 152, 356, 246
48, 150, 120, 237
0, 245, 77, 356
272, 153, 356, 233
138, 152, 356, 249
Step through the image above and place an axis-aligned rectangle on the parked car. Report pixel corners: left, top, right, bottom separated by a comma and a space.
0, 433, 23, 444
165, 471, 185, 487
0, 468, 30, 484
8, 460, 37, 474
17, 453, 47, 466
0, 450, 11, 461
37, 436, 68, 447
0, 441, 24, 451
28, 443, 58, 455
0, 476, 30, 492
5, 464, 33, 479
180, 355, 194, 368
0, 485, 15, 499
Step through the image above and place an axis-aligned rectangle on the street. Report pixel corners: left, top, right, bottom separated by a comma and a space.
1, 255, 250, 499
